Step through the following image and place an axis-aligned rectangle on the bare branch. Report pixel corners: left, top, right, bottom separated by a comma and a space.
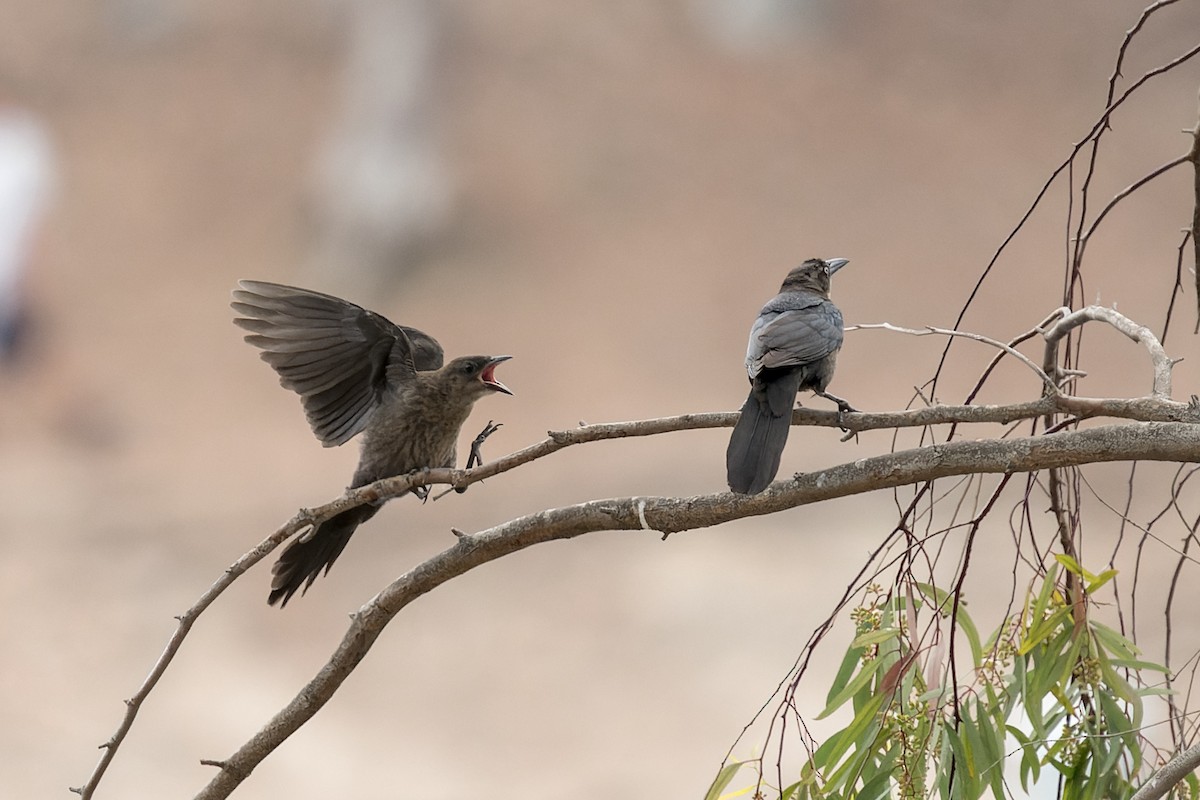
1110, 2, 1184, 100
1131, 739, 1200, 800
194, 421, 1200, 798
261, 396, 1200, 532
79, 381, 1199, 799
1041, 306, 1177, 398
1164, 230, 1191, 342
77, 386, 1200, 798
933, 35, 1200, 395
71, 520, 296, 800
1189, 88, 1200, 331
1074, 153, 1191, 266
848, 322, 1057, 391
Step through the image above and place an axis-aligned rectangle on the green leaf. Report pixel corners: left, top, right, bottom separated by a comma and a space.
814, 691, 887, 786
850, 627, 903, 649
1106, 658, 1169, 674
936, 730, 956, 800
955, 602, 985, 666
1007, 725, 1040, 791
779, 779, 804, 800
960, 712, 984, 781
1097, 681, 1139, 764
973, 707, 1007, 800
915, 581, 954, 611
943, 723, 983, 799
1084, 568, 1117, 594
1090, 621, 1140, 660
1054, 630, 1087, 689
1018, 606, 1071, 656
703, 760, 746, 800
1054, 552, 1087, 579
858, 769, 894, 800
1098, 652, 1142, 722
827, 641, 866, 708
817, 654, 887, 720
1015, 655, 1049, 740
1028, 563, 1061, 629
1095, 698, 1128, 780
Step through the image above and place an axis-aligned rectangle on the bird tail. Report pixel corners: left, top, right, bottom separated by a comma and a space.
726, 368, 803, 495
268, 504, 379, 607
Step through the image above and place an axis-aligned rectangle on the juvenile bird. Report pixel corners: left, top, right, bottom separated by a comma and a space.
726, 258, 852, 495
232, 280, 512, 606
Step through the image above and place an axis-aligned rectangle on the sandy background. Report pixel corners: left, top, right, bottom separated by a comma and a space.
3, 1, 1200, 797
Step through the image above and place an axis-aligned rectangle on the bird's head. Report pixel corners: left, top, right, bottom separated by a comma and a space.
780, 257, 848, 295
443, 355, 514, 399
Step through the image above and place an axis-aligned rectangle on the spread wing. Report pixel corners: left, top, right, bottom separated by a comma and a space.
232, 280, 444, 447
746, 294, 843, 378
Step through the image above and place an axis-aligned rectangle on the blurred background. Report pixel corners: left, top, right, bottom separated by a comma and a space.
3, 1, 1200, 797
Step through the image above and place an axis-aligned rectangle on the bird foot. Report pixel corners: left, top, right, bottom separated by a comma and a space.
816, 390, 857, 431
465, 420, 502, 469
457, 420, 503, 493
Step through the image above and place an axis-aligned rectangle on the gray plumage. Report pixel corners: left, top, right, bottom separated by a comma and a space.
233, 281, 511, 606
726, 258, 850, 495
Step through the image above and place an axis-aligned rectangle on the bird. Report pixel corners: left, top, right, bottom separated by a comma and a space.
726, 258, 852, 495
231, 280, 513, 606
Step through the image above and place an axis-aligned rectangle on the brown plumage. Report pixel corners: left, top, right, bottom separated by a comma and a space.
232, 280, 512, 606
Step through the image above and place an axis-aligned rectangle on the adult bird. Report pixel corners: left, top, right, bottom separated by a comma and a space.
232, 280, 512, 606
726, 258, 852, 495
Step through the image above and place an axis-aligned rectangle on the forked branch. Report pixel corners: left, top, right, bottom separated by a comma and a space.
194, 421, 1200, 799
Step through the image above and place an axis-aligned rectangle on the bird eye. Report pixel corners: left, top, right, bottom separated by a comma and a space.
462, 362, 476, 375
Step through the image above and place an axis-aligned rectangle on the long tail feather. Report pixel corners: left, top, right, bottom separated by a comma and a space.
725, 369, 802, 494
268, 504, 379, 607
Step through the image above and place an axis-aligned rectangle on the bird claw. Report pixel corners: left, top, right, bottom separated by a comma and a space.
458, 420, 502, 493
835, 402, 856, 431
816, 391, 857, 431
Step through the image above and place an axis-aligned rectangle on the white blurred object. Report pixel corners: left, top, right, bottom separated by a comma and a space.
690, 0, 825, 52
0, 102, 55, 363
307, 0, 451, 293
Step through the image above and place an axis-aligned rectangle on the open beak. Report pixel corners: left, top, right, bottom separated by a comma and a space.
480, 355, 513, 395
826, 258, 849, 274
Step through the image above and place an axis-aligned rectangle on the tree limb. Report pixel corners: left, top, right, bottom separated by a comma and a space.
1041, 306, 1177, 398
194, 421, 1200, 798
74, 389, 1199, 800
1130, 738, 1200, 800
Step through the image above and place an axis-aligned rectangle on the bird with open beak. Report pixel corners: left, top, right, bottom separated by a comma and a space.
232, 280, 512, 606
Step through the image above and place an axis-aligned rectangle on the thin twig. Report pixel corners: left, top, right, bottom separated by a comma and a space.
1074, 154, 1191, 266
931, 35, 1200, 397
848, 322, 1057, 391
1164, 230, 1191, 342
70, 519, 298, 799
1188, 88, 1200, 331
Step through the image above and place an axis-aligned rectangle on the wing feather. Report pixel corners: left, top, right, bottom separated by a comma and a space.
232, 281, 444, 446
746, 294, 844, 378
